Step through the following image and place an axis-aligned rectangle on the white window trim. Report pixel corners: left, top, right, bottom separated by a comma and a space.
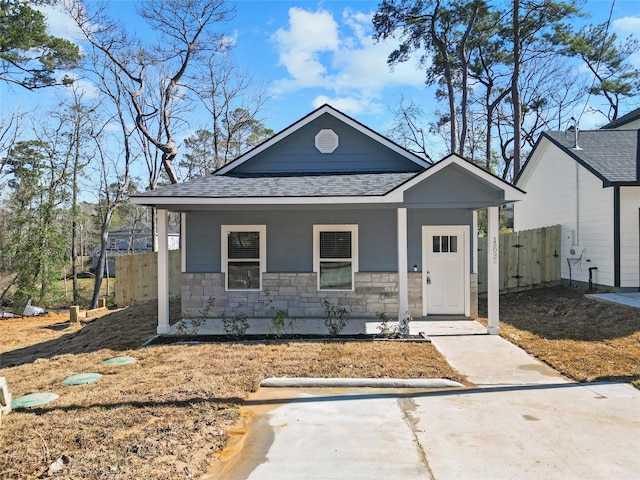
221, 225, 266, 291
313, 224, 358, 291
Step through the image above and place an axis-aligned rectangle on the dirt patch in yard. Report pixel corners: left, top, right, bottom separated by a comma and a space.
0, 303, 458, 479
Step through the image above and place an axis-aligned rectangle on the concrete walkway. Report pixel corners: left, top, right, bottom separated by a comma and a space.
206, 321, 640, 480
586, 291, 640, 308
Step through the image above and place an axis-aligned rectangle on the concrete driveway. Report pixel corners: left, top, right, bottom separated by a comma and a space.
205, 321, 640, 480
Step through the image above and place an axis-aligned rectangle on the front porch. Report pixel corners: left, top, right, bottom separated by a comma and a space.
155, 207, 504, 336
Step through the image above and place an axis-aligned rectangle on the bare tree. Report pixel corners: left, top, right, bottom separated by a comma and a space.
89, 63, 134, 310
386, 96, 434, 162
0, 111, 23, 190
65, 0, 235, 185
374, 0, 483, 155
186, 46, 269, 171
50, 84, 98, 304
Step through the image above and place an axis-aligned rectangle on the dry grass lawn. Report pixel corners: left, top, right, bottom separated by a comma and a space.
0, 304, 458, 479
1, 286, 638, 478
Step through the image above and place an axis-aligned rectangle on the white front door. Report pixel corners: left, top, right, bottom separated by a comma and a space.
422, 226, 469, 316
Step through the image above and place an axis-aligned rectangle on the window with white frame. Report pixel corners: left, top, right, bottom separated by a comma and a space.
221, 225, 266, 290
313, 225, 358, 290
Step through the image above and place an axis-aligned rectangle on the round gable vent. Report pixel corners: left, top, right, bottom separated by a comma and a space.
315, 129, 339, 153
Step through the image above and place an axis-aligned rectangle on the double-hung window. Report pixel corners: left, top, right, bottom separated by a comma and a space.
313, 225, 358, 291
221, 225, 266, 291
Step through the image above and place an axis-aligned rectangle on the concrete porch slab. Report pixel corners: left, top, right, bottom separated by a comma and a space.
586, 292, 640, 308
169, 317, 488, 337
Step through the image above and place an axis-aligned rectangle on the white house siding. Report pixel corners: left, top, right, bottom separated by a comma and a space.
611, 119, 640, 130
620, 187, 640, 288
514, 142, 615, 286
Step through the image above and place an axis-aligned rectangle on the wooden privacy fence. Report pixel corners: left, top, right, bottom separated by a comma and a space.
478, 225, 561, 293
115, 250, 181, 305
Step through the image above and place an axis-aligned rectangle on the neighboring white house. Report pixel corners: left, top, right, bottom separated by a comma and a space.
514, 108, 640, 290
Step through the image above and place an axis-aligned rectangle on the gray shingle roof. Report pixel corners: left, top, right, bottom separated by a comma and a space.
133, 172, 420, 199
544, 130, 639, 183
601, 107, 640, 130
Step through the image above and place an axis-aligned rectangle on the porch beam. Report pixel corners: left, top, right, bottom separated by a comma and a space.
397, 208, 409, 331
157, 208, 170, 334
487, 206, 500, 334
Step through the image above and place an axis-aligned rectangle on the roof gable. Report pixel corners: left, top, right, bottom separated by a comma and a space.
517, 130, 640, 187
216, 104, 431, 176
394, 154, 524, 206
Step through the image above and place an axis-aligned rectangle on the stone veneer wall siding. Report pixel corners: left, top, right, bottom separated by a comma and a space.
182, 272, 478, 320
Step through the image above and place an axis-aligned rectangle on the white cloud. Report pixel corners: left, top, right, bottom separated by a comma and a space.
612, 16, 640, 67
70, 77, 101, 100
271, 6, 424, 113
311, 94, 384, 116
612, 15, 640, 35
34, 4, 86, 43
272, 7, 339, 87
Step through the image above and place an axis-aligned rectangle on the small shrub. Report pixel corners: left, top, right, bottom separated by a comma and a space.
177, 298, 214, 335
376, 311, 412, 338
222, 312, 249, 339
175, 317, 205, 336
269, 309, 295, 338
322, 298, 349, 337
400, 311, 413, 334
264, 288, 295, 338
376, 311, 400, 338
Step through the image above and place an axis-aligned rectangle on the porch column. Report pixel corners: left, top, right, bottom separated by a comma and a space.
487, 206, 500, 335
397, 208, 409, 331
180, 213, 186, 273
157, 208, 170, 334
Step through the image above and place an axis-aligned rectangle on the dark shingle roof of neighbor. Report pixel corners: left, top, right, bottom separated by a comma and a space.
600, 107, 640, 130
133, 171, 421, 198
543, 130, 639, 184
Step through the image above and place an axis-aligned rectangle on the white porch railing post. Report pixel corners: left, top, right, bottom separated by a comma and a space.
157, 208, 170, 334
487, 206, 500, 334
397, 208, 409, 332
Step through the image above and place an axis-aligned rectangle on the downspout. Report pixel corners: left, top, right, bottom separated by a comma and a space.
614, 186, 621, 288
637, 130, 640, 291
576, 162, 580, 246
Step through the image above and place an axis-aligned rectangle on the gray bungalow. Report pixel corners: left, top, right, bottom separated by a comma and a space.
131, 105, 524, 335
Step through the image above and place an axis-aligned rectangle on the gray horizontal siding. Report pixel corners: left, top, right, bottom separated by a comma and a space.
405, 164, 504, 206
185, 208, 473, 274
231, 113, 423, 175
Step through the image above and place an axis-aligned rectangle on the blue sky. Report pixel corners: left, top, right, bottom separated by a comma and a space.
2, 0, 640, 146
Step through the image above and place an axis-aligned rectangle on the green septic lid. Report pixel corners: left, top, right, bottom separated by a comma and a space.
102, 356, 136, 366
62, 373, 102, 386
12, 392, 59, 409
